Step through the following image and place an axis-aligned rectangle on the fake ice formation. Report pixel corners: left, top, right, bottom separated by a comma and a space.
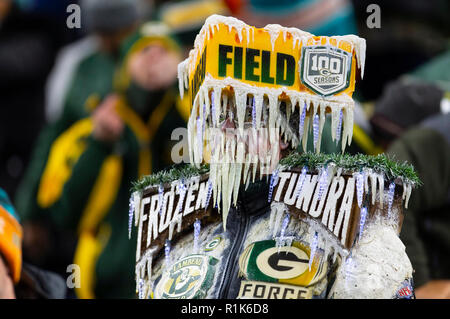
329, 218, 413, 299
177, 15, 366, 225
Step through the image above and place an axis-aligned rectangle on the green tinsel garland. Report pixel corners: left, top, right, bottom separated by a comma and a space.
131, 164, 209, 193
131, 152, 421, 193
279, 152, 421, 186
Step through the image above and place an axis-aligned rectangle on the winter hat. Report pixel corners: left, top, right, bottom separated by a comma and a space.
81, 0, 139, 34
114, 22, 181, 92
0, 188, 23, 283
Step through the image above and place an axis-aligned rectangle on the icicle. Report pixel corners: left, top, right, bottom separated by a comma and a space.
336, 108, 343, 144
370, 173, 377, 205
236, 90, 247, 135
378, 174, 385, 208
296, 166, 308, 198
277, 213, 290, 250
211, 92, 216, 127
270, 203, 286, 238
243, 153, 251, 186
193, 219, 201, 253
316, 104, 326, 152
345, 105, 354, 147
313, 114, 319, 151
205, 179, 213, 209
280, 212, 290, 239
138, 278, 144, 299
336, 167, 343, 178
196, 116, 203, 163
323, 237, 330, 261
387, 182, 395, 218
317, 166, 328, 201
177, 180, 187, 213
402, 182, 407, 201
359, 206, 368, 240
405, 183, 412, 209
177, 214, 183, 233
133, 192, 140, 227
221, 140, 231, 230
164, 239, 171, 266
298, 102, 306, 142
364, 169, 369, 193
255, 93, 263, 129
146, 256, 153, 293
177, 60, 188, 99
128, 195, 134, 239
340, 108, 348, 153
233, 139, 245, 205
168, 214, 182, 240
355, 171, 364, 208
343, 253, 355, 287
286, 99, 292, 123
285, 236, 294, 248
187, 110, 195, 165
309, 231, 319, 271
273, 209, 284, 238
158, 184, 164, 216
268, 168, 280, 202
251, 96, 256, 128
301, 103, 310, 152
252, 154, 258, 183
332, 248, 338, 264
222, 94, 228, 116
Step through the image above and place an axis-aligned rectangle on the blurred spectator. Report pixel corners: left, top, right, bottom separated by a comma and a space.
46, 0, 141, 123
0, 0, 57, 198
64, 29, 187, 298
370, 80, 447, 149
367, 43, 450, 149
16, 23, 189, 298
0, 188, 67, 299
387, 113, 450, 299
355, 50, 450, 297
15, 0, 140, 278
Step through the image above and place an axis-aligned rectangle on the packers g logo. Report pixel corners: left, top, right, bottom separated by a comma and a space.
239, 240, 327, 287
256, 246, 309, 279
155, 255, 218, 299
204, 236, 222, 252
300, 45, 352, 96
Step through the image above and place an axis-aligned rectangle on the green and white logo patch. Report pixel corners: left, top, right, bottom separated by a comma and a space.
204, 236, 222, 252
239, 240, 327, 287
155, 254, 218, 299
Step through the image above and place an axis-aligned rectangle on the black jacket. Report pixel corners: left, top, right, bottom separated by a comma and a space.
148, 180, 332, 299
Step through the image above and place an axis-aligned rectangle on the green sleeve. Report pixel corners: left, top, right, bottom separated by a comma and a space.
48, 124, 139, 231
48, 135, 113, 230
14, 118, 72, 221
387, 128, 450, 286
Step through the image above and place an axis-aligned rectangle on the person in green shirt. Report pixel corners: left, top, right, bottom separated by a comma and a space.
16, 21, 190, 297
15, 0, 140, 275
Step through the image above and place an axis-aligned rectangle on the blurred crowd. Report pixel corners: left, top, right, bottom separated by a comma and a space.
0, 0, 448, 299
